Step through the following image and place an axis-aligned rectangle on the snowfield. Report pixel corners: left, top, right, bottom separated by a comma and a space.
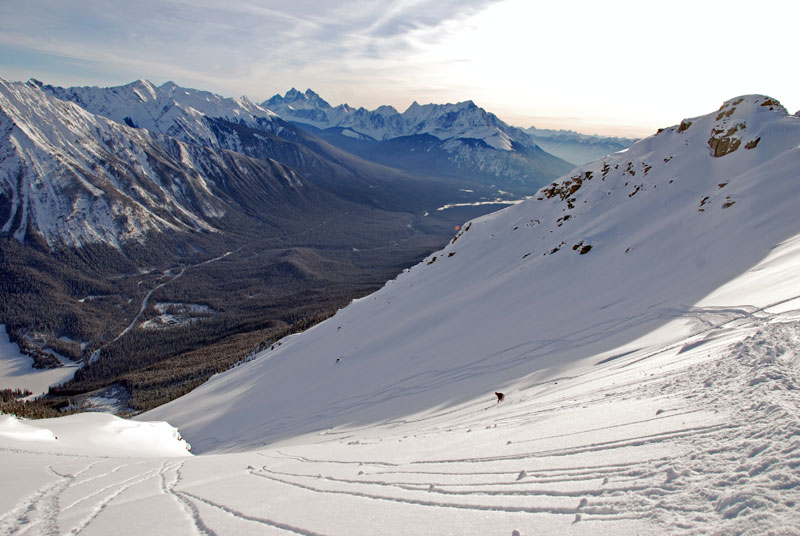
1, 95, 799, 535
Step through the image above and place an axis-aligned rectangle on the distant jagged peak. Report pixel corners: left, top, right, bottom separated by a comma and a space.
374, 104, 400, 116
121, 79, 158, 102
268, 87, 331, 110
266, 88, 527, 151
0, 79, 225, 248
283, 87, 303, 99
404, 99, 478, 113
334, 102, 355, 113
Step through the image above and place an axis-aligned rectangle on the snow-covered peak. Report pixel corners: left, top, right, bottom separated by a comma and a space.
265, 90, 533, 151
0, 78, 234, 247
125, 78, 158, 102
39, 79, 280, 148
266, 87, 331, 111
374, 104, 399, 116
656, 94, 787, 159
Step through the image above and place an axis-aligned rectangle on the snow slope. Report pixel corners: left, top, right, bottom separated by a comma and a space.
148, 95, 800, 451
1, 95, 798, 535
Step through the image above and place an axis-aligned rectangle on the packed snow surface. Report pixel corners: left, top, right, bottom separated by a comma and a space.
1, 96, 799, 534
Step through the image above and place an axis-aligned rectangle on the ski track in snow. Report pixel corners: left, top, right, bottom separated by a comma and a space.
3, 306, 796, 535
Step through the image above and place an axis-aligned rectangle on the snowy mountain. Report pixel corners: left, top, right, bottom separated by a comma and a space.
267, 88, 523, 150
146, 93, 800, 448
266, 89, 574, 190
35, 78, 284, 147
0, 78, 330, 250
40, 79, 482, 212
1, 77, 490, 411
526, 126, 638, 166
2, 95, 799, 534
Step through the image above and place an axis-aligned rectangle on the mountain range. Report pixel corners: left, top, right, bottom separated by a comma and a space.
265, 88, 575, 191
1, 78, 331, 250
1, 76, 579, 414
34, 79, 462, 213
1, 94, 798, 535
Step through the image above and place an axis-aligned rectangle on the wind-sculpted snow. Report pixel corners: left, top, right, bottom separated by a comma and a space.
2, 95, 799, 534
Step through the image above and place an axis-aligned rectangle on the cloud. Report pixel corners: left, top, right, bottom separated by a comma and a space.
0, 0, 498, 102
2, 0, 797, 136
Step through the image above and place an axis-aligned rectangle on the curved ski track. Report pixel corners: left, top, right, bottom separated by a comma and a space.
1, 305, 798, 535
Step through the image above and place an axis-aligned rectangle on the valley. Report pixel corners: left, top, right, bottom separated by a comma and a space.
0, 77, 558, 416
1, 90, 798, 534
0, 1, 797, 533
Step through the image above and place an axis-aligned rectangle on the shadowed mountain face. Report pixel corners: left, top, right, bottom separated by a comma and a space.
265, 88, 575, 192
38, 79, 515, 211
0, 78, 535, 414
1, 78, 352, 249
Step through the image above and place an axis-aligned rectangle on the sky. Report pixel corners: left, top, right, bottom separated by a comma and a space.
0, 0, 797, 137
